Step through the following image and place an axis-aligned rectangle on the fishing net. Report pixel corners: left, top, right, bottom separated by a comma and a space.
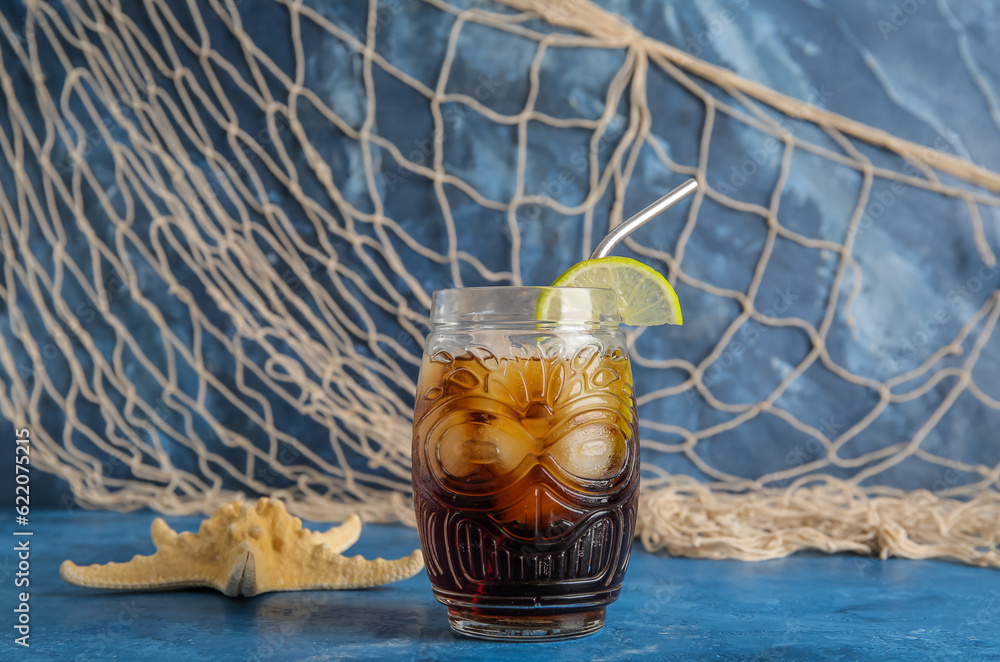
0, 0, 998, 568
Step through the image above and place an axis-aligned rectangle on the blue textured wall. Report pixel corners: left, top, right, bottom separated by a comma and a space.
0, 0, 998, 505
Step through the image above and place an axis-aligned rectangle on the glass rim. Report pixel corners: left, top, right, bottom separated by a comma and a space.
429, 286, 621, 327
431, 285, 615, 294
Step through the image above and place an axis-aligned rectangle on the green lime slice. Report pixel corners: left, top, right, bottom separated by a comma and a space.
544, 257, 682, 326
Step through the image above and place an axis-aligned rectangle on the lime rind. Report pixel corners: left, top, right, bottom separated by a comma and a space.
546, 257, 682, 326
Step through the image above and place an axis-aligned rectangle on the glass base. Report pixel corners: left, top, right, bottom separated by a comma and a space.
447, 606, 606, 641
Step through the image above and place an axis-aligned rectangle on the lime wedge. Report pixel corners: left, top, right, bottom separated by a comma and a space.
547, 257, 682, 326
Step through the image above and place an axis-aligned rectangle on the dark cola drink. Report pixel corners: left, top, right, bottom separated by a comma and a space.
412, 302, 640, 642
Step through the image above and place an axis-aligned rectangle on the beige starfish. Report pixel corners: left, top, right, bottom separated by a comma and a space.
60, 498, 423, 596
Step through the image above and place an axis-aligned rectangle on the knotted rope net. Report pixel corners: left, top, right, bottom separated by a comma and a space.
0, 0, 997, 568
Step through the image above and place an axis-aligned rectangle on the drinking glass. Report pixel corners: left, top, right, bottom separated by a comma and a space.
411, 286, 639, 640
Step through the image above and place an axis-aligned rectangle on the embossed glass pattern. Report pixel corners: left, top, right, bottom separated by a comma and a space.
412, 287, 639, 640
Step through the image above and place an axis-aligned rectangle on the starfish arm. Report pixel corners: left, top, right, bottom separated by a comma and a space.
150, 518, 178, 548
311, 514, 362, 554
308, 549, 425, 589
253, 549, 425, 593
60, 552, 226, 592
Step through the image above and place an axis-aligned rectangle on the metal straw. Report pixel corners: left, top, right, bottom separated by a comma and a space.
589, 179, 699, 259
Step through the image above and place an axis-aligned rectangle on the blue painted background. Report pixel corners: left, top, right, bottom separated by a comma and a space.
0, 0, 998, 505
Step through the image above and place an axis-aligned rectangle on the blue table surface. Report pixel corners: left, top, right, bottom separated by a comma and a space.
1, 509, 998, 661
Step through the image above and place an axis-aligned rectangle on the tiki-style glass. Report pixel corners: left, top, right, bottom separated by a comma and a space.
412, 287, 639, 640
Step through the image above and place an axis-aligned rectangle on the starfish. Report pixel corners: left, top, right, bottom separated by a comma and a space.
60, 497, 424, 596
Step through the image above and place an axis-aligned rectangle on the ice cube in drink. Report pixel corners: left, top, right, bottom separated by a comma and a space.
411, 343, 639, 638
